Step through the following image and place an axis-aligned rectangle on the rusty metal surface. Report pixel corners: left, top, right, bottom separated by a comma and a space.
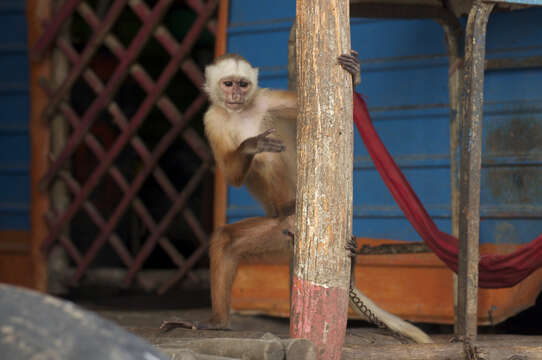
457, 0, 495, 340
485, 116, 542, 222
31, 0, 217, 291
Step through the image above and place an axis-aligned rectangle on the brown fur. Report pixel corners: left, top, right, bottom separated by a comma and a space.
194, 53, 433, 344
203, 56, 297, 327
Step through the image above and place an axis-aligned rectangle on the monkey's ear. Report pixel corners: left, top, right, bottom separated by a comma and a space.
248, 66, 258, 87
203, 64, 218, 97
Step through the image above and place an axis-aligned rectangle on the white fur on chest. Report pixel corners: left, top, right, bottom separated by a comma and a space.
235, 114, 263, 141
228, 99, 268, 143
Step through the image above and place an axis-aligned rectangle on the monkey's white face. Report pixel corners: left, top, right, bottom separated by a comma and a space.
204, 56, 259, 112
219, 77, 252, 111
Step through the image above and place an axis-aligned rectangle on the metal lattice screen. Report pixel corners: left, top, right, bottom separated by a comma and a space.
30, 0, 217, 293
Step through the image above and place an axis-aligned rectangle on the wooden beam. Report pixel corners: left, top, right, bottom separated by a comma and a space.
291, 1, 353, 359
26, 0, 52, 292
439, 12, 463, 334
342, 343, 542, 360
212, 0, 229, 230
457, 0, 494, 339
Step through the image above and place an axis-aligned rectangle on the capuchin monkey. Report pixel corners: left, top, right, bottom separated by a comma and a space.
161, 52, 432, 344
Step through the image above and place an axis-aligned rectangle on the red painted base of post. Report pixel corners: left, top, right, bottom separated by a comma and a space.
290, 276, 349, 360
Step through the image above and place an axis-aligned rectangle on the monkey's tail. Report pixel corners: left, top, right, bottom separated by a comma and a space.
349, 286, 433, 344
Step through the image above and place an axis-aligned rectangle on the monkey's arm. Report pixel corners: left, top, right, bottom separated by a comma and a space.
220, 150, 253, 187
210, 128, 284, 187
207, 135, 252, 187
265, 51, 359, 120
265, 90, 298, 122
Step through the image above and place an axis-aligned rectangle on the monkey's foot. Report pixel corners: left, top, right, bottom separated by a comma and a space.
160, 319, 231, 332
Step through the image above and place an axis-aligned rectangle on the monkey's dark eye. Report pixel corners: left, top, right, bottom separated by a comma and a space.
239, 81, 249, 88
223, 81, 233, 87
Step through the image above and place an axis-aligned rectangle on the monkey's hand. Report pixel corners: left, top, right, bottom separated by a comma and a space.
338, 50, 361, 86
239, 128, 285, 155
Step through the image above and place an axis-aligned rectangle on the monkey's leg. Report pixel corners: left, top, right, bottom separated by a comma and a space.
161, 216, 292, 332
160, 223, 240, 331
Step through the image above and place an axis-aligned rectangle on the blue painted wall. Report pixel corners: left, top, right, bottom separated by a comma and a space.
226, 3, 542, 245
0, 1, 30, 230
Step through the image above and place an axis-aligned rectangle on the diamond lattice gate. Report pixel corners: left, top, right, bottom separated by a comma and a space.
30, 0, 218, 293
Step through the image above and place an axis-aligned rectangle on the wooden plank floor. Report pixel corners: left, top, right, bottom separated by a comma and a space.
68, 287, 542, 359
98, 310, 542, 359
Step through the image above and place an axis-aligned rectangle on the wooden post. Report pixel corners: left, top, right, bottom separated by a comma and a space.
287, 22, 296, 91
291, 1, 353, 359
457, 1, 494, 340
440, 17, 463, 334
47, 0, 72, 294
26, 0, 52, 292
212, 0, 229, 230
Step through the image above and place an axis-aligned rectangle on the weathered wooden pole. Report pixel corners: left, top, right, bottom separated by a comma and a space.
457, 1, 494, 340
212, 0, 230, 231
47, 0, 72, 294
26, 0, 52, 292
440, 16, 462, 333
291, 1, 353, 359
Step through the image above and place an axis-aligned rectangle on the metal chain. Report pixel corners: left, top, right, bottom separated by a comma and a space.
464, 338, 481, 360
348, 287, 385, 329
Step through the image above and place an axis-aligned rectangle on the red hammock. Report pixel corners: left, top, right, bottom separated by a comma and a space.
353, 92, 542, 289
